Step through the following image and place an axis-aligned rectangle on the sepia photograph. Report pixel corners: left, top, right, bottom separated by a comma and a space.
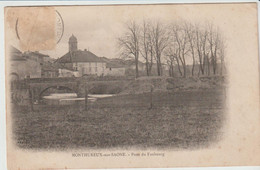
4, 3, 260, 169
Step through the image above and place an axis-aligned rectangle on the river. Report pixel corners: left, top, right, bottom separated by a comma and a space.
42, 93, 114, 105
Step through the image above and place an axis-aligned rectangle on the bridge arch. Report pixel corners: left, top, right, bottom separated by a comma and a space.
38, 85, 78, 101
10, 72, 19, 81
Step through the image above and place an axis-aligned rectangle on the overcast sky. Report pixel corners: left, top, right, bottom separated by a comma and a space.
39, 4, 215, 59
37, 3, 255, 61
42, 5, 176, 59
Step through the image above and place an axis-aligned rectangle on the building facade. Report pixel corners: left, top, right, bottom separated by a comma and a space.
105, 62, 126, 76
73, 62, 106, 76
41, 64, 59, 78
58, 68, 79, 77
9, 46, 42, 80
56, 35, 107, 77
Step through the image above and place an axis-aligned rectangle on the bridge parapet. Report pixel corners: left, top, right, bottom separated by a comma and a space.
29, 77, 80, 83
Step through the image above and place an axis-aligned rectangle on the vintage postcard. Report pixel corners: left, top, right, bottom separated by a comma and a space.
4, 3, 260, 170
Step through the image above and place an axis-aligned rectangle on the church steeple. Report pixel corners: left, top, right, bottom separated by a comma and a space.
69, 34, 78, 52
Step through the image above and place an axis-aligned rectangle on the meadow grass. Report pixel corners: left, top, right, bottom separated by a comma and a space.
12, 89, 225, 150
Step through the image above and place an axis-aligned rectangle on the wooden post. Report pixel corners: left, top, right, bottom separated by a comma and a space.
29, 89, 34, 111
27, 77, 34, 111
224, 86, 227, 99
150, 86, 154, 109
85, 85, 88, 111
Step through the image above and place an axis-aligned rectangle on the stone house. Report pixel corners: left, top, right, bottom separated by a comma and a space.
9, 46, 42, 80
41, 64, 59, 78
56, 35, 106, 77
105, 62, 125, 76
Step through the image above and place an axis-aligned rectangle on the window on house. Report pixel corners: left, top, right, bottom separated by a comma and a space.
73, 63, 78, 71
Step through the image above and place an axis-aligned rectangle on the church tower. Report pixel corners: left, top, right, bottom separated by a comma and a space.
69, 34, 78, 52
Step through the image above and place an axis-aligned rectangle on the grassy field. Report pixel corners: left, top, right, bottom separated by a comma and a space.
12, 88, 225, 150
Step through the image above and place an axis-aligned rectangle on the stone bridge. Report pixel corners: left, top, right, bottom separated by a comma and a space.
12, 77, 87, 102
30, 80, 82, 101
11, 77, 131, 104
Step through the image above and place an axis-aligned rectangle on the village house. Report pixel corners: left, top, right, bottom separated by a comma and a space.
125, 59, 146, 72
58, 66, 79, 77
9, 46, 42, 80
56, 35, 107, 77
9, 46, 61, 79
105, 62, 126, 76
23, 50, 51, 68
41, 64, 59, 78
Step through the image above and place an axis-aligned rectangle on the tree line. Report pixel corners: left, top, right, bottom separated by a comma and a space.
118, 19, 226, 78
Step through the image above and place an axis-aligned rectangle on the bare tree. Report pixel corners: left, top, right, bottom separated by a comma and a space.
151, 21, 169, 76
118, 21, 140, 78
167, 59, 174, 77
140, 19, 154, 76
118, 19, 226, 78
147, 33, 155, 75
171, 23, 189, 77
184, 21, 196, 76
219, 36, 226, 76
194, 25, 210, 76
167, 20, 226, 77
207, 22, 226, 75
207, 23, 217, 75
165, 45, 179, 77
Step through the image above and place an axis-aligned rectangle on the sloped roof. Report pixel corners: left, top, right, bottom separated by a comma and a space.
30, 52, 49, 58
52, 62, 75, 71
10, 46, 25, 61
56, 50, 105, 63
106, 62, 125, 68
10, 46, 21, 54
100, 57, 111, 63
124, 59, 145, 66
23, 51, 49, 58
42, 64, 58, 71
